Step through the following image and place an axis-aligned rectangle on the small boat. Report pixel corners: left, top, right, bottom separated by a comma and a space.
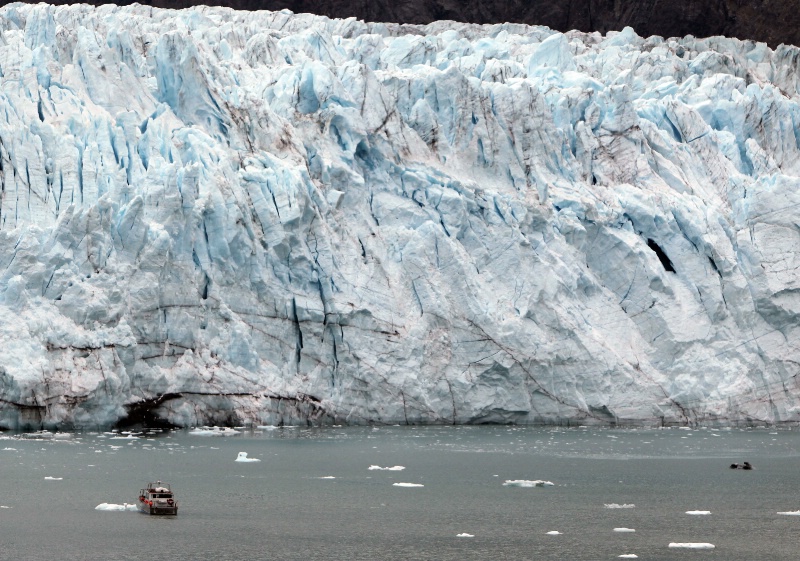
137, 481, 178, 515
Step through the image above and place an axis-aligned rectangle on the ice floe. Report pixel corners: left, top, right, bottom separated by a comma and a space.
95, 503, 137, 511
618, 555, 638, 558
44, 477, 63, 481
777, 511, 800, 515
235, 452, 261, 462
614, 528, 636, 532
368, 465, 405, 471
456, 533, 474, 537
190, 427, 241, 436
669, 543, 715, 549
685, 510, 711, 515
546, 531, 561, 535
605, 504, 636, 509
393, 483, 424, 487
502, 480, 554, 487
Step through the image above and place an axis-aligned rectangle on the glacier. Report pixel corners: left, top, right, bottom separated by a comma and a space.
0, 3, 799, 429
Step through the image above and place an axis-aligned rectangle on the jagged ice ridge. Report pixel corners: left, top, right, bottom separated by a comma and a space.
0, 3, 799, 429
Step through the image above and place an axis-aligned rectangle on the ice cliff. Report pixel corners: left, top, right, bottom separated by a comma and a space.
1, 3, 800, 429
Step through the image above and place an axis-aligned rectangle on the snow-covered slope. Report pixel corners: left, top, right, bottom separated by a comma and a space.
1, 3, 799, 429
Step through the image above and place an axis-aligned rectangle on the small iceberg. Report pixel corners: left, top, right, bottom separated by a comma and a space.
546, 531, 561, 535
368, 465, 405, 471
669, 543, 715, 549
605, 504, 635, 509
456, 533, 474, 538
0, 506, 11, 509
618, 555, 638, 559
393, 483, 424, 487
44, 476, 63, 481
502, 480, 554, 487
189, 427, 241, 436
95, 503, 137, 511
685, 510, 711, 515
777, 511, 800, 516
2, 447, 17, 451
614, 528, 636, 532
235, 452, 261, 463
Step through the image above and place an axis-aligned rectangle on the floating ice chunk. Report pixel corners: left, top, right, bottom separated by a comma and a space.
393, 483, 423, 487
777, 511, 800, 515
614, 528, 636, 532
2, 447, 16, 451
368, 465, 405, 471
502, 480, 554, 487
605, 504, 635, 509
44, 476, 63, 480
257, 425, 279, 430
235, 452, 261, 462
456, 533, 474, 537
619, 555, 638, 558
318, 476, 336, 479
95, 503, 137, 511
110, 435, 140, 440
0, 506, 10, 509
669, 543, 715, 549
546, 531, 561, 535
685, 510, 711, 515
190, 427, 241, 436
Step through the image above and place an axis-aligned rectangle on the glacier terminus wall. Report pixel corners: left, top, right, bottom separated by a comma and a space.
1, 3, 800, 428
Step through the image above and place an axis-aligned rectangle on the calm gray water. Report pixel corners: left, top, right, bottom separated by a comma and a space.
1, 425, 799, 560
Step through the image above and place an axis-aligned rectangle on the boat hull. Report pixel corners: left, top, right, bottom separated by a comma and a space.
137, 499, 178, 515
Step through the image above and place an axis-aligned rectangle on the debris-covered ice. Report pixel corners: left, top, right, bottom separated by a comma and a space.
502, 480, 554, 487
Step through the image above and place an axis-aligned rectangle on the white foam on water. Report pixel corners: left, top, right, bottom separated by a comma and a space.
685, 510, 711, 515
546, 531, 561, 535
318, 476, 336, 479
614, 528, 636, 532
604, 503, 636, 509
669, 543, 715, 549
95, 503, 137, 511
502, 480, 554, 487
777, 511, 800, 515
44, 476, 63, 480
456, 533, 474, 537
393, 483, 424, 487
368, 465, 405, 471
235, 452, 261, 462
